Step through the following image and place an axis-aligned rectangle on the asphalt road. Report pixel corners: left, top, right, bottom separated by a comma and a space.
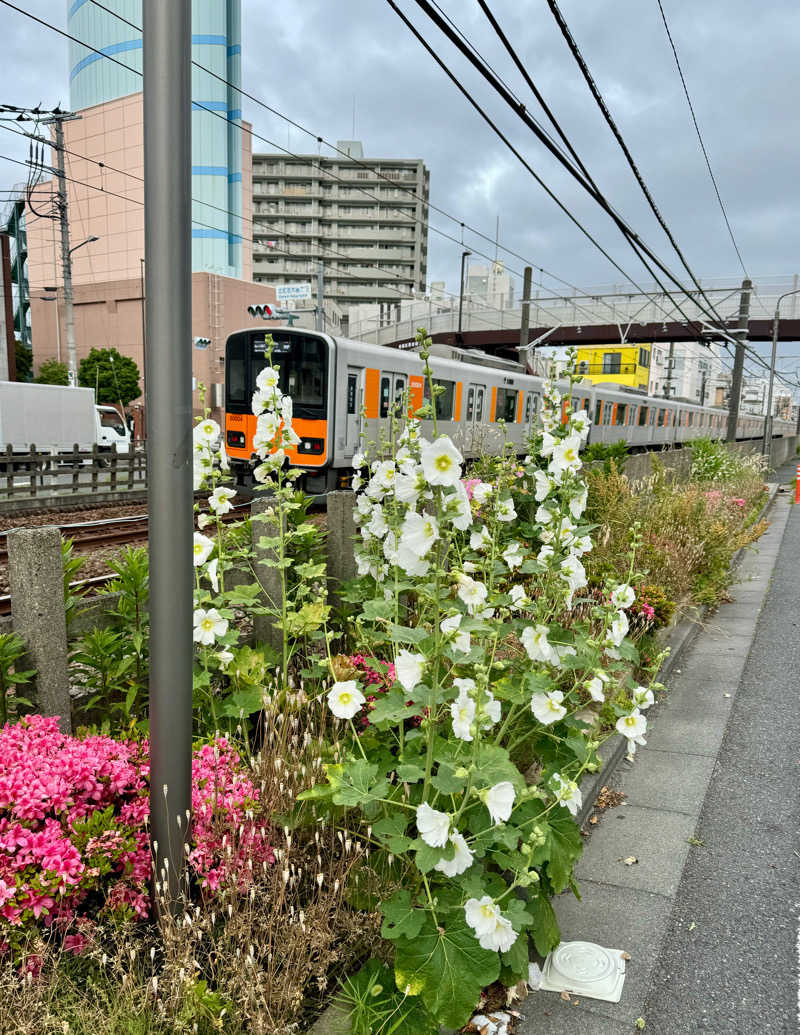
642, 472, 800, 1034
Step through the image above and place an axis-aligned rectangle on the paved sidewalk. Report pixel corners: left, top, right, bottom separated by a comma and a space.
520, 479, 799, 1033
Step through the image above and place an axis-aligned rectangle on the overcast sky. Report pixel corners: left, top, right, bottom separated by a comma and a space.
1, 0, 798, 379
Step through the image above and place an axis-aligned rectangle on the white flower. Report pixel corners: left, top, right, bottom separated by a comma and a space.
521, 624, 559, 666
193, 418, 220, 445
420, 436, 463, 487
434, 831, 474, 877
549, 433, 582, 476
633, 685, 655, 710
616, 708, 647, 752
256, 411, 280, 443
441, 613, 471, 654
611, 584, 636, 610
192, 607, 228, 646
395, 543, 430, 577
571, 410, 591, 440
537, 544, 555, 564
485, 782, 515, 824
372, 460, 396, 493
216, 649, 234, 669
206, 557, 219, 593
535, 504, 553, 526
540, 432, 557, 457
560, 555, 587, 591
393, 470, 420, 505
395, 650, 425, 692
502, 542, 524, 570
464, 897, 518, 953
356, 494, 373, 519
586, 676, 607, 703
573, 535, 593, 555
569, 485, 588, 520
480, 690, 502, 728
193, 532, 214, 567
551, 772, 582, 816
209, 486, 236, 515
255, 365, 280, 391
281, 394, 293, 421
509, 584, 529, 611
399, 511, 439, 556
367, 507, 389, 539
496, 497, 516, 522
197, 512, 212, 530
352, 475, 363, 492
450, 688, 476, 741
607, 610, 630, 647
470, 525, 491, 552
472, 481, 493, 505
457, 574, 488, 615
352, 451, 366, 469
531, 690, 567, 725
447, 481, 473, 531
533, 469, 554, 502
327, 680, 366, 720
416, 802, 450, 848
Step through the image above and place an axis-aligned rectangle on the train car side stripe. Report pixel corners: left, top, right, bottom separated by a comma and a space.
454, 382, 463, 422
364, 368, 380, 420
516, 391, 524, 424
490, 386, 497, 422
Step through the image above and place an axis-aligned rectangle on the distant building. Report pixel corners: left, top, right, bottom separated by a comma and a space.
575, 344, 652, 393
3, 195, 29, 348
465, 261, 514, 311
250, 140, 429, 320
649, 342, 726, 404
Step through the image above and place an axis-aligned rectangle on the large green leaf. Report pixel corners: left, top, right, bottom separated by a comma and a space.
380, 890, 425, 941
388, 623, 430, 645
546, 812, 584, 893
369, 688, 414, 726
326, 759, 389, 808
394, 913, 500, 1029
528, 892, 561, 957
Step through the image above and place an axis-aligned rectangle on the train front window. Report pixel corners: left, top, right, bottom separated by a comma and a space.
226, 334, 248, 408
251, 333, 327, 418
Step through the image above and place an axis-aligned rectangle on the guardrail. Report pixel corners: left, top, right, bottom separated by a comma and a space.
0, 445, 147, 501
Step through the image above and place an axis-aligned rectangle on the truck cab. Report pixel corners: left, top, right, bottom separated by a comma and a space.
95, 405, 132, 453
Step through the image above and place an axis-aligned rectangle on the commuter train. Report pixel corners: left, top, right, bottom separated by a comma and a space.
224, 327, 793, 493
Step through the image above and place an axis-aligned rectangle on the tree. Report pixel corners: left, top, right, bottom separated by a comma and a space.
78, 347, 141, 407
14, 341, 32, 382
34, 359, 69, 385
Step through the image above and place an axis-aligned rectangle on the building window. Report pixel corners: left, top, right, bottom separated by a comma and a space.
602, 353, 621, 374
638, 347, 650, 368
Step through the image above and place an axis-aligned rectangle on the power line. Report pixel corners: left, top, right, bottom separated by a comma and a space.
655, 0, 749, 280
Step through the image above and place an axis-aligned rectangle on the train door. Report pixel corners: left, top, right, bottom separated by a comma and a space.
393, 373, 408, 415
345, 366, 363, 455
465, 383, 486, 453
524, 391, 538, 430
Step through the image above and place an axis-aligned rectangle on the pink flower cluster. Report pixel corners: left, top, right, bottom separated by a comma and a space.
0, 715, 273, 952
462, 478, 483, 501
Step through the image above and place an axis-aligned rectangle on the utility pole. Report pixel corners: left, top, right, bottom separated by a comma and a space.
315, 261, 324, 331
458, 249, 471, 337
699, 368, 707, 408
53, 117, 78, 386
664, 341, 675, 399
143, 0, 193, 915
762, 287, 800, 456
726, 278, 752, 442
519, 265, 532, 361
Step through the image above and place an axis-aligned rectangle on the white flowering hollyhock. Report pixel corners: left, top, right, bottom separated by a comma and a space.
496, 497, 517, 522
399, 511, 439, 557
551, 772, 582, 816
633, 685, 655, 710
395, 542, 430, 577
480, 690, 502, 728
255, 365, 280, 392
327, 680, 366, 721
441, 613, 471, 654
607, 610, 630, 647
193, 532, 214, 567
457, 574, 489, 615
508, 584, 530, 611
206, 558, 219, 593
531, 690, 567, 725
560, 556, 587, 603
356, 494, 373, 519
554, 643, 577, 664
352, 451, 366, 470
485, 782, 515, 824
355, 550, 378, 579
372, 460, 397, 493
434, 831, 474, 877
616, 708, 647, 752
472, 481, 493, 505
464, 897, 518, 953
533, 469, 554, 502
502, 542, 524, 571
549, 435, 582, 478
521, 624, 559, 666
571, 410, 591, 440
216, 649, 234, 669
540, 432, 557, 457
393, 470, 420, 506
611, 584, 636, 610
193, 608, 228, 646
569, 485, 588, 520
535, 504, 553, 526
367, 508, 389, 540
193, 418, 220, 445
585, 674, 607, 703
197, 512, 212, 530
352, 475, 364, 492
209, 485, 236, 515
420, 436, 463, 487
557, 516, 576, 544
280, 394, 293, 422
450, 688, 476, 741
537, 544, 555, 564
447, 481, 473, 531
395, 650, 425, 692
470, 525, 492, 552
573, 535, 593, 556
256, 411, 280, 444
416, 802, 451, 848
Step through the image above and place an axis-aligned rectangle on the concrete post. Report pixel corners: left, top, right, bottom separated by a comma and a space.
327, 490, 357, 607
7, 526, 71, 733
725, 278, 752, 442
250, 497, 284, 650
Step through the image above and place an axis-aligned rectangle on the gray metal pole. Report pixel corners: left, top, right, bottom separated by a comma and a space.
54, 118, 78, 387
458, 250, 471, 336
725, 278, 752, 443
143, 0, 193, 913
316, 261, 324, 331
664, 340, 674, 399
763, 289, 800, 455
519, 265, 532, 357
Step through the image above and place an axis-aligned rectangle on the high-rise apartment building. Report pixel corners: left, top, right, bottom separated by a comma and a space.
251, 141, 429, 320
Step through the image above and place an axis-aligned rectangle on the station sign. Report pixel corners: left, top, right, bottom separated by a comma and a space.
276, 283, 312, 301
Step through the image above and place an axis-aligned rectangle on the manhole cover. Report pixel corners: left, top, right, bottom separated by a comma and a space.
540, 940, 627, 1002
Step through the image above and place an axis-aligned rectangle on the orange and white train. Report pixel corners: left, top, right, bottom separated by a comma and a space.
224, 327, 793, 494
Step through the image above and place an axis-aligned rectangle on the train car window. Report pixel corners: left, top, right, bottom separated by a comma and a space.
466, 387, 475, 421
226, 336, 247, 407
602, 403, 614, 426
475, 388, 485, 422
688, 411, 693, 427
394, 375, 407, 409
649, 408, 656, 426
346, 374, 357, 415
595, 400, 603, 425
495, 388, 518, 422
525, 394, 534, 423
379, 376, 391, 418
614, 404, 627, 426
252, 333, 327, 416
638, 406, 648, 426
424, 379, 455, 420
582, 397, 590, 410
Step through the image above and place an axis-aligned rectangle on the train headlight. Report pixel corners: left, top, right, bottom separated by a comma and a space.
226, 430, 246, 448
299, 438, 324, 455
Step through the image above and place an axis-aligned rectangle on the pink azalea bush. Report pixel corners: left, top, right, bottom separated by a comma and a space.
0, 715, 273, 955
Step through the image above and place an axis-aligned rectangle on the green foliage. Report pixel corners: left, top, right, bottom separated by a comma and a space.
62, 537, 87, 629
78, 347, 140, 406
582, 439, 629, 471
335, 959, 439, 1035
14, 341, 32, 382
0, 631, 34, 724
34, 358, 69, 385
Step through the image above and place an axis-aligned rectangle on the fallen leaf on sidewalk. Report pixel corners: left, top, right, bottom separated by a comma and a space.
621, 951, 632, 961
688, 921, 696, 931
560, 990, 571, 1001
589, 815, 598, 825
620, 855, 638, 865
687, 836, 705, 847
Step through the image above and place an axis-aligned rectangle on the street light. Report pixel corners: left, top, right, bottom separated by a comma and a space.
68, 235, 100, 257
762, 287, 800, 456
458, 250, 471, 337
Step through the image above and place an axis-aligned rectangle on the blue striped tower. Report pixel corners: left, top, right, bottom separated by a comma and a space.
67, 0, 243, 278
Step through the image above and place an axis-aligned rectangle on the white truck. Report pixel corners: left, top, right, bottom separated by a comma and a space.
0, 382, 132, 456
